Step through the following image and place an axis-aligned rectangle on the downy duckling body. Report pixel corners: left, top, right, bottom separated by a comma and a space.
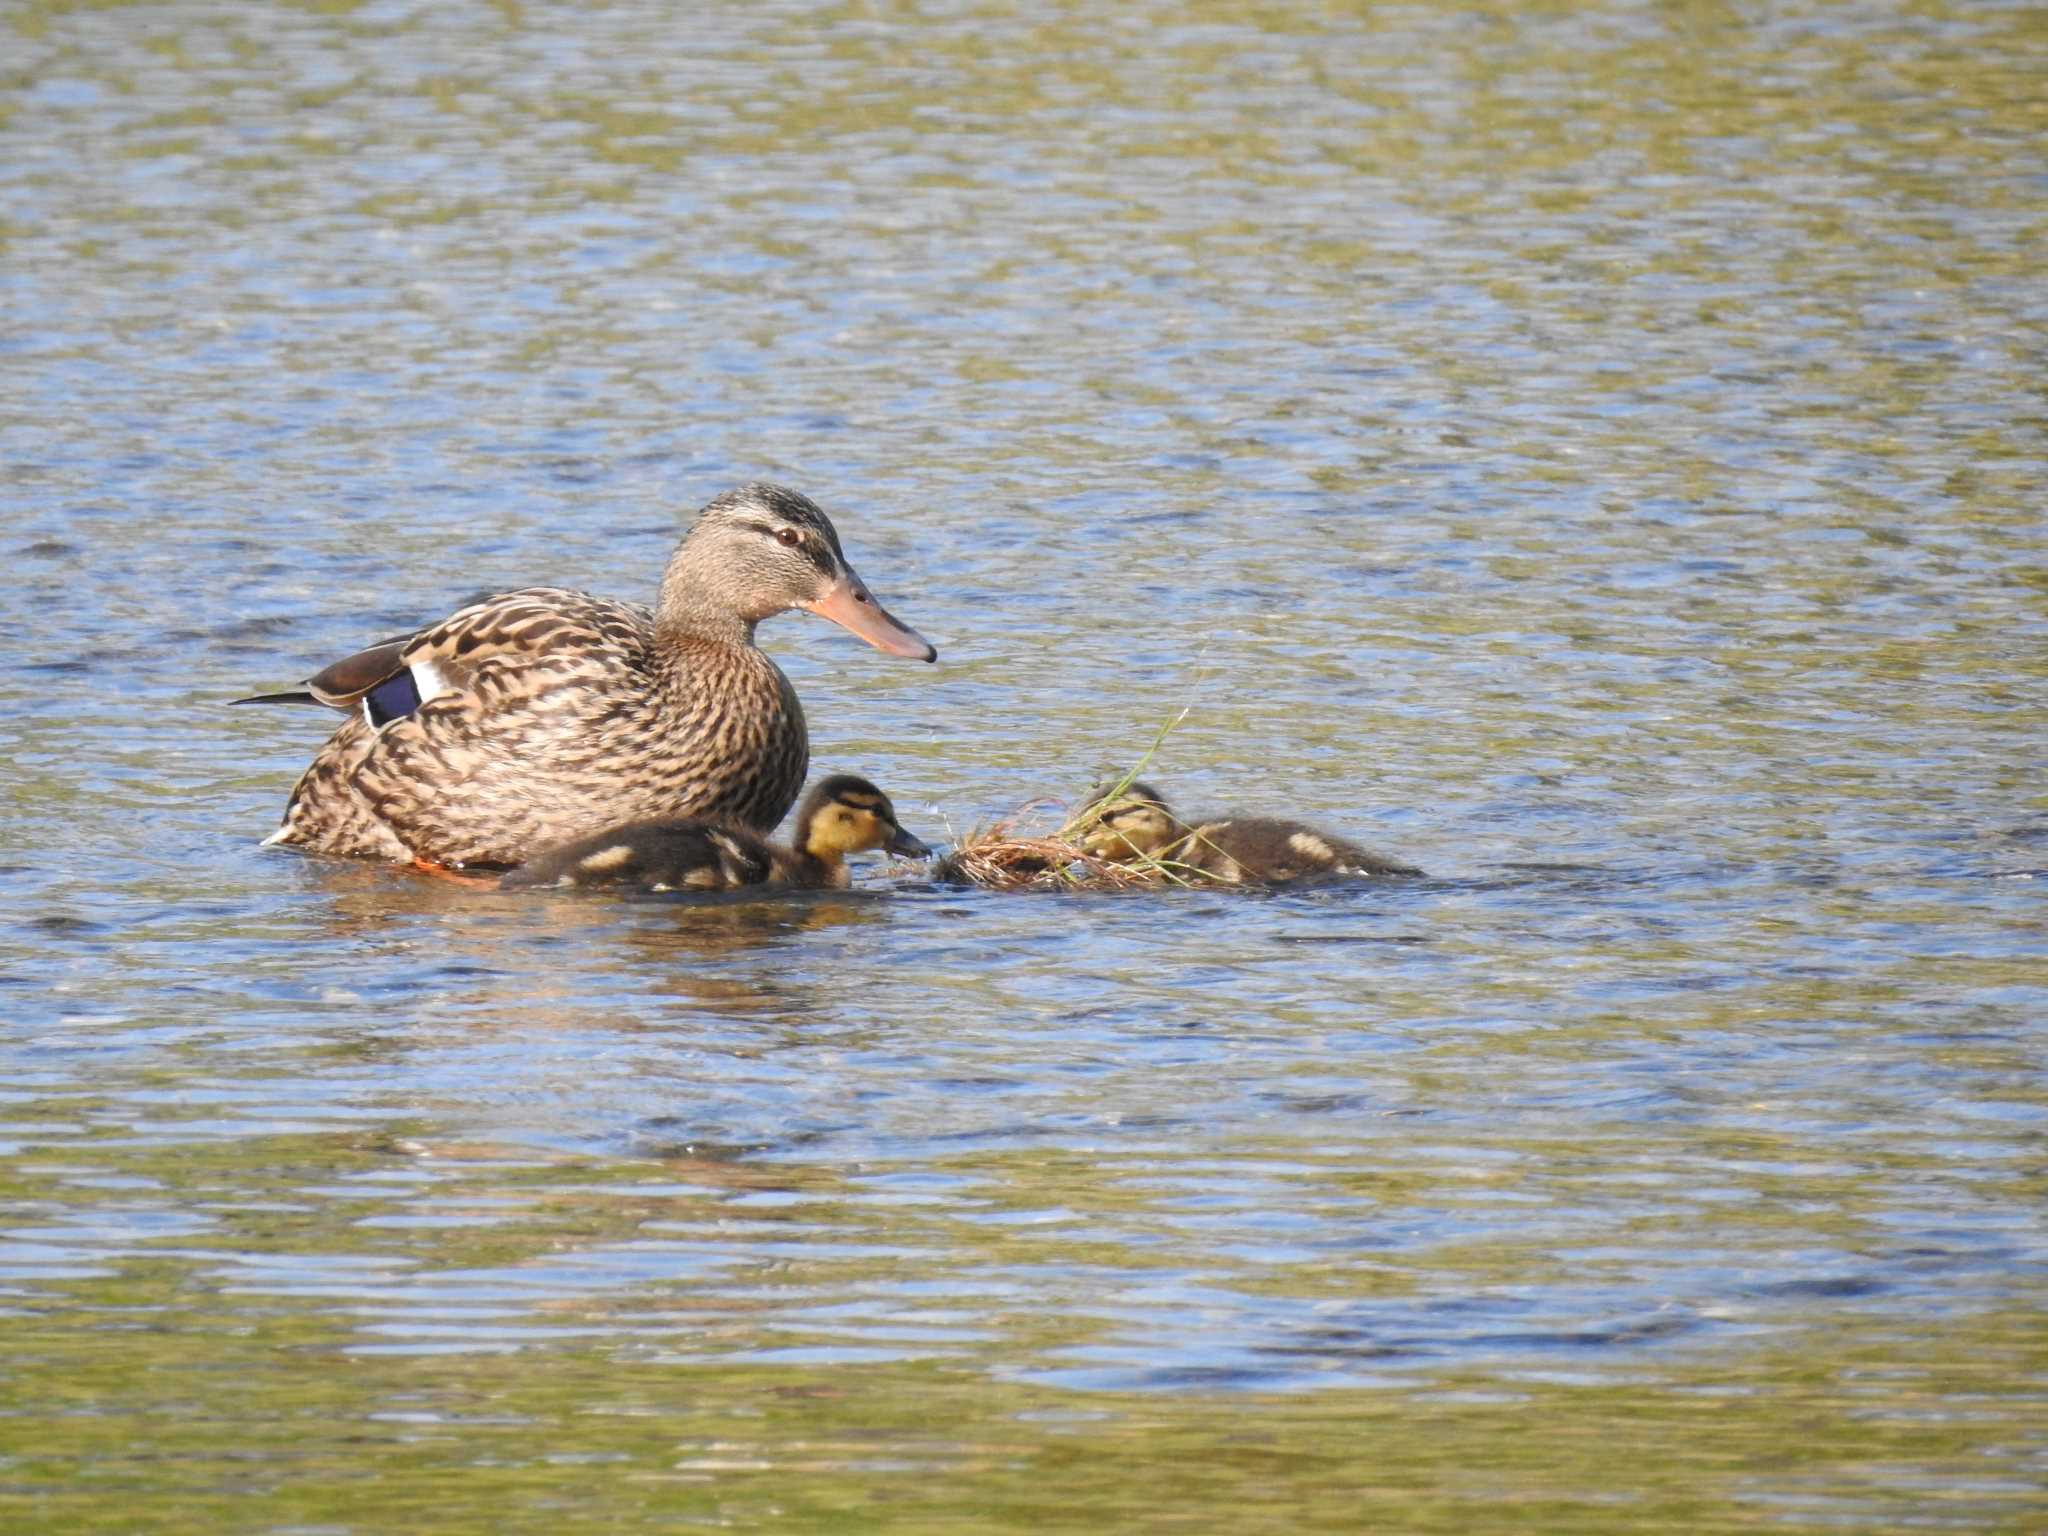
500, 775, 930, 893
1076, 780, 1421, 884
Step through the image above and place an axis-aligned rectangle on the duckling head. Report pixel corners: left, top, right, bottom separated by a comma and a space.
796, 774, 932, 864
1073, 779, 1181, 863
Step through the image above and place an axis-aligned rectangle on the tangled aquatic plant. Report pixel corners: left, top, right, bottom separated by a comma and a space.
929, 707, 1204, 892
932, 806, 1167, 892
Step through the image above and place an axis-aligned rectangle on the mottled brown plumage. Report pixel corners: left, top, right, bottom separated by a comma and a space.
1075, 780, 1422, 884
500, 774, 930, 893
241, 484, 934, 867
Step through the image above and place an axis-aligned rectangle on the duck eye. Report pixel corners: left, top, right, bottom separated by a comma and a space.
775, 527, 803, 548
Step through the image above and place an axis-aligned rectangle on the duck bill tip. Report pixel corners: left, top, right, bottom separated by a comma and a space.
803, 575, 937, 662
886, 830, 933, 860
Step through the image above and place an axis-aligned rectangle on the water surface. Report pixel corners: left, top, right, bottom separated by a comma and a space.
3, 0, 2045, 1530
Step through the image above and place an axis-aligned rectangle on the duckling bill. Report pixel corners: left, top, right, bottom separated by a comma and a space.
501, 774, 929, 894
1076, 780, 1421, 884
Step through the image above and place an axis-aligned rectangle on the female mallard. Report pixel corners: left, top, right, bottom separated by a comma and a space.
500, 774, 929, 893
1075, 780, 1422, 883
238, 483, 934, 868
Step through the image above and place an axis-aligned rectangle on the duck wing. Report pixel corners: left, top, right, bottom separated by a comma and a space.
231, 630, 417, 709
264, 587, 701, 865
259, 584, 807, 865
236, 589, 641, 728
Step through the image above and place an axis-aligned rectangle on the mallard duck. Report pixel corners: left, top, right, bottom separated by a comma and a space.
1074, 780, 1422, 883
237, 483, 934, 868
499, 774, 930, 892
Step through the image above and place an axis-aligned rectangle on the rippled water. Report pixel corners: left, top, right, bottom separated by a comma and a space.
4, 0, 2045, 1529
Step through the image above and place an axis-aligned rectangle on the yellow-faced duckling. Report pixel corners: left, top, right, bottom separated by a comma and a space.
1075, 780, 1422, 884
1072, 781, 1183, 864
237, 483, 935, 869
500, 774, 930, 893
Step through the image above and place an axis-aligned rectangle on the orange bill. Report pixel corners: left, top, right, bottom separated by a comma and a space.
802, 571, 937, 662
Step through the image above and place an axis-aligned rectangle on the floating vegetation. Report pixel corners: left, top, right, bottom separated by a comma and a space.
931, 802, 1170, 892
930, 714, 1196, 892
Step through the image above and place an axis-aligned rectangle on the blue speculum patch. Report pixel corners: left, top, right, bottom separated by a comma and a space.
363, 668, 422, 728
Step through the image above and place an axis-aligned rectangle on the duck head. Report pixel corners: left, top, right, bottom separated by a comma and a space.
798, 774, 932, 863
659, 483, 936, 660
1073, 779, 1182, 862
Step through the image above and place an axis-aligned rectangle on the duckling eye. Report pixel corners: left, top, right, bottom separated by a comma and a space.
774, 527, 803, 548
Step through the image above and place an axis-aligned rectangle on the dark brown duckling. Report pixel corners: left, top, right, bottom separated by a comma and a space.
1075, 780, 1421, 883
1165, 816, 1422, 882
500, 774, 930, 893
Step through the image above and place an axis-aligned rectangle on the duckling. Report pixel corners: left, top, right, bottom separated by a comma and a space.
499, 774, 930, 893
1169, 816, 1423, 883
1075, 780, 1422, 884
1070, 780, 1182, 864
